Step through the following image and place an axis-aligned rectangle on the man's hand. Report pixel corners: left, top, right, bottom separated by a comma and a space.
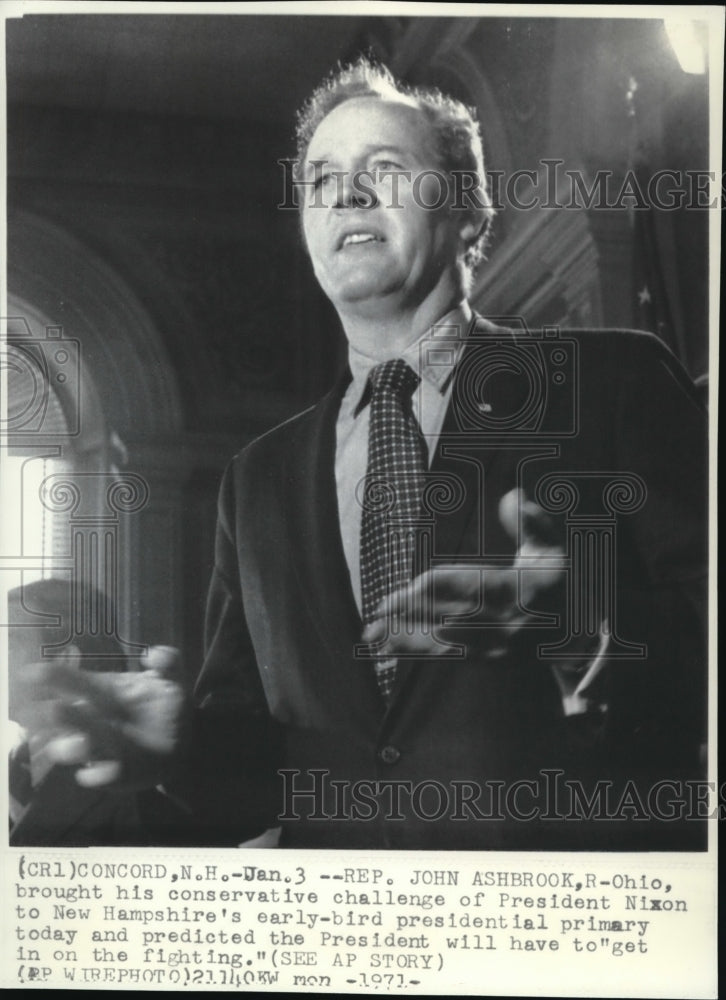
360, 488, 567, 659
9, 645, 186, 789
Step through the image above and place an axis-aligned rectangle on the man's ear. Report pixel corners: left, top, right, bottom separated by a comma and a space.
458, 208, 488, 248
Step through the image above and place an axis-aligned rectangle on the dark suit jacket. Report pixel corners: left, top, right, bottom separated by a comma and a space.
9, 763, 192, 847
10, 765, 144, 847
185, 320, 707, 850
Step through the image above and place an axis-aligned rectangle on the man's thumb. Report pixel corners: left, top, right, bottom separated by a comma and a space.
498, 488, 559, 548
140, 645, 180, 679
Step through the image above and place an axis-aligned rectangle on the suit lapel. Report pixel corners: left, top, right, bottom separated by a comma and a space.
284, 375, 382, 711
390, 316, 520, 704
427, 314, 519, 559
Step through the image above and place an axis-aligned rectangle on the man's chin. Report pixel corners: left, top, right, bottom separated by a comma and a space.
326, 277, 405, 311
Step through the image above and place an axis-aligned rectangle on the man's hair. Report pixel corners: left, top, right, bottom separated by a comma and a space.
295, 56, 495, 275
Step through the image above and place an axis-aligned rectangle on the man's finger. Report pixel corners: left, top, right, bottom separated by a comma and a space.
24, 660, 123, 719
376, 566, 483, 617
140, 645, 181, 679
373, 625, 511, 660
376, 628, 458, 658
499, 488, 560, 549
54, 698, 123, 760
75, 761, 123, 788
45, 730, 93, 765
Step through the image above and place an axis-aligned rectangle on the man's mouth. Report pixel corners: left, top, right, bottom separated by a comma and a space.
338, 232, 384, 249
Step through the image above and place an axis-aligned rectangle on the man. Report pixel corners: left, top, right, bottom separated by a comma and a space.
13, 59, 707, 850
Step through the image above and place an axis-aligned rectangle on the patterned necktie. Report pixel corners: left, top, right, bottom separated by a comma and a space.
360, 359, 427, 703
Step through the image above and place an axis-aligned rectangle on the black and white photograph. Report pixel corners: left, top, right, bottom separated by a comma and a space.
1, 4, 720, 995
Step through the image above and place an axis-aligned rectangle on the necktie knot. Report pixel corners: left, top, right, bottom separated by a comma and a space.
368, 359, 420, 404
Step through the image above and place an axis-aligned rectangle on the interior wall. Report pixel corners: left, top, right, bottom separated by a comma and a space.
6, 106, 344, 672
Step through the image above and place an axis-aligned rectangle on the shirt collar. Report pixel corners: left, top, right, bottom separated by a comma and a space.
348, 301, 472, 414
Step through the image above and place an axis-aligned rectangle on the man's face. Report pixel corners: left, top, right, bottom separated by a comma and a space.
301, 97, 462, 313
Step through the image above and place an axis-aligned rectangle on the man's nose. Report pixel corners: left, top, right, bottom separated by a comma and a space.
332, 169, 379, 210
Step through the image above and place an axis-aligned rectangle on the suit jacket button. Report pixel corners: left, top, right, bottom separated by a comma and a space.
379, 745, 401, 765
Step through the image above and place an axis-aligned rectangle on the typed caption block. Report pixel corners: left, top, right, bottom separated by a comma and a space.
1, 850, 717, 996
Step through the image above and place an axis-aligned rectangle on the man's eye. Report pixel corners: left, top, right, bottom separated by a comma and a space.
373, 160, 403, 174
313, 173, 334, 190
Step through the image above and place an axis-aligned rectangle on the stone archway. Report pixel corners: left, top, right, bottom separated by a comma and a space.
6, 210, 186, 649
